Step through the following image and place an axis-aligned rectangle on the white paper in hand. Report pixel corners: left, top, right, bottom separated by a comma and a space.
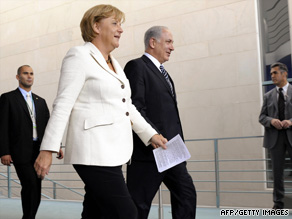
153, 134, 191, 173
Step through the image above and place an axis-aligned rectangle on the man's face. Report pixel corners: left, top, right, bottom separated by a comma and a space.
270, 66, 287, 87
16, 66, 34, 89
153, 29, 174, 64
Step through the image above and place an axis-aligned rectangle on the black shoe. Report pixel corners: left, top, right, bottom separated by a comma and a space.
272, 205, 283, 209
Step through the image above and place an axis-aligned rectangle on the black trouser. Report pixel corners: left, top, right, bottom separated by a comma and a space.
127, 161, 197, 219
270, 131, 292, 208
73, 164, 137, 219
14, 141, 41, 219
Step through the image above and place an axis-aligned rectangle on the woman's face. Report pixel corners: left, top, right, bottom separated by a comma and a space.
95, 16, 123, 51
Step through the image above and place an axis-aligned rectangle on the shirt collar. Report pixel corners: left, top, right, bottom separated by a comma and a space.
277, 82, 289, 94
144, 53, 163, 72
18, 87, 32, 99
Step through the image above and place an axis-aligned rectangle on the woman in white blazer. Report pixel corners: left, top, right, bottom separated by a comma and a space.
34, 4, 167, 219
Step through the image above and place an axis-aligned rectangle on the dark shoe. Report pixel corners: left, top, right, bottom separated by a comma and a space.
272, 205, 283, 209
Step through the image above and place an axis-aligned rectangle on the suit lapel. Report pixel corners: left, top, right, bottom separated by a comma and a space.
285, 84, 292, 114
13, 88, 31, 119
32, 93, 40, 120
272, 88, 278, 114
286, 83, 292, 101
142, 55, 176, 100
168, 74, 177, 100
85, 42, 125, 84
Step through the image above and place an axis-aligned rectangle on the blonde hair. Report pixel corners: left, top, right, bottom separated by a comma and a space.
80, 4, 125, 42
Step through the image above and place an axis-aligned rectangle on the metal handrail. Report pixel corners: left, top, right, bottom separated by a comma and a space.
44, 177, 84, 199
1, 135, 292, 218
0, 168, 52, 199
183, 135, 292, 208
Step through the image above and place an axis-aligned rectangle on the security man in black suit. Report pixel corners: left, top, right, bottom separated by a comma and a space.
124, 26, 197, 219
0, 65, 63, 219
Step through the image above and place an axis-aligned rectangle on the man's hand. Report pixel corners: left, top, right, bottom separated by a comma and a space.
1, 155, 13, 166
271, 119, 283, 130
56, 148, 64, 159
282, 120, 292, 129
150, 134, 167, 149
34, 151, 53, 180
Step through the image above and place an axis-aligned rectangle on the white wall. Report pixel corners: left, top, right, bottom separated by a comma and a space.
0, 0, 263, 137
0, 0, 276, 207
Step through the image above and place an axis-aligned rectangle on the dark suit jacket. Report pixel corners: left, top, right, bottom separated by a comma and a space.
0, 88, 50, 164
125, 55, 184, 161
259, 85, 292, 148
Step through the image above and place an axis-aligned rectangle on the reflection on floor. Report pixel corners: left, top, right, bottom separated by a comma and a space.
0, 198, 291, 219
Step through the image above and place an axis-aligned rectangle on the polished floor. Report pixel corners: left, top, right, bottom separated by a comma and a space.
0, 198, 291, 219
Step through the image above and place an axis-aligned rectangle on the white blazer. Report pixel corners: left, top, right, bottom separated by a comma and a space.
40, 42, 157, 166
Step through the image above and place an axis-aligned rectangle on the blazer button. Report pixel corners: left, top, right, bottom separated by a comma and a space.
121, 85, 125, 89
122, 98, 126, 102
126, 112, 129, 116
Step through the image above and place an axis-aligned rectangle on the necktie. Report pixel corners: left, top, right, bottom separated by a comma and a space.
159, 65, 174, 96
26, 93, 33, 111
26, 93, 37, 139
278, 88, 285, 121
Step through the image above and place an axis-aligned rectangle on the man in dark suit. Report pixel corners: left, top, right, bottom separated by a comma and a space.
124, 26, 197, 219
0, 65, 62, 219
259, 62, 292, 209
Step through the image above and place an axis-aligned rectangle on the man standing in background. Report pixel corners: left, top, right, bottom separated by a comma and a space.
0, 65, 63, 219
259, 62, 292, 209
124, 26, 197, 219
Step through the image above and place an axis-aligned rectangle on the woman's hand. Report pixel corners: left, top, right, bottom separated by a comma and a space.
34, 151, 53, 180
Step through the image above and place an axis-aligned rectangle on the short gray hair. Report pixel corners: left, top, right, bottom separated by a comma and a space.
144, 26, 168, 50
271, 62, 288, 73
